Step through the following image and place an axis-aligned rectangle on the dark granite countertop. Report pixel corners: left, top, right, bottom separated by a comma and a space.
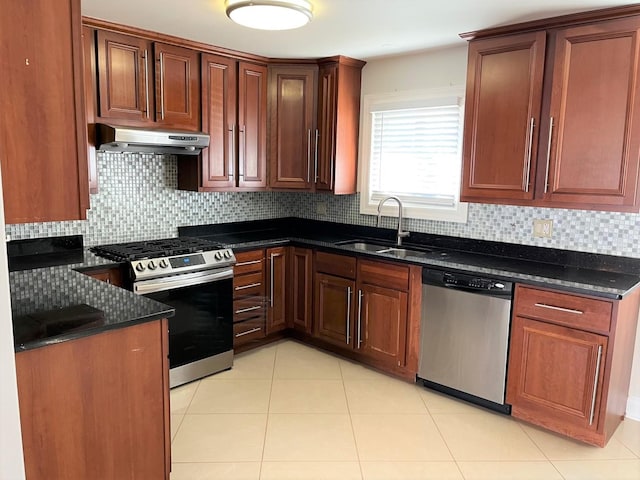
180, 218, 640, 300
9, 237, 174, 352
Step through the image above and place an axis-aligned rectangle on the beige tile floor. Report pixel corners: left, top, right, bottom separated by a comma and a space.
170, 340, 640, 480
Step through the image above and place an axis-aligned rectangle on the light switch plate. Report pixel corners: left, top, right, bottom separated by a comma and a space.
533, 219, 553, 238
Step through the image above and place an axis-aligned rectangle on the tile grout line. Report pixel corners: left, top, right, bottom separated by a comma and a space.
339, 359, 366, 480
516, 420, 568, 480
258, 341, 279, 478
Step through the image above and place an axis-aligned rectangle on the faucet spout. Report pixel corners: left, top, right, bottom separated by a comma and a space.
376, 196, 410, 246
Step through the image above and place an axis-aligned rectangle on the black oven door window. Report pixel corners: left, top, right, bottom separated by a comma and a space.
145, 278, 233, 369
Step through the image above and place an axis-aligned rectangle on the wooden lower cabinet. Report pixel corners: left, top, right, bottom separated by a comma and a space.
233, 250, 266, 348
507, 284, 640, 446
266, 247, 287, 333
16, 319, 170, 479
314, 272, 355, 346
312, 251, 421, 378
289, 247, 313, 333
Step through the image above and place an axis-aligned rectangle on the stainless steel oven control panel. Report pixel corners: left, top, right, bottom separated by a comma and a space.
131, 248, 236, 280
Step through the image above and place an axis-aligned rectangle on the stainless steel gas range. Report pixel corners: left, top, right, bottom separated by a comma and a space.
91, 237, 236, 388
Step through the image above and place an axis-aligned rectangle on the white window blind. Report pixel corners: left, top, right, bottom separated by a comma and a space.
369, 100, 463, 207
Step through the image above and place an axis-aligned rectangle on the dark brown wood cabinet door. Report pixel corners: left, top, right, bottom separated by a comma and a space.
0, 0, 89, 223
313, 272, 355, 347
201, 54, 237, 189
543, 17, 640, 208
155, 43, 200, 130
268, 66, 318, 189
461, 31, 546, 201
96, 30, 154, 124
16, 320, 169, 479
316, 59, 363, 194
266, 247, 287, 334
290, 247, 313, 332
357, 283, 408, 367
238, 62, 268, 189
507, 316, 607, 435
316, 64, 337, 191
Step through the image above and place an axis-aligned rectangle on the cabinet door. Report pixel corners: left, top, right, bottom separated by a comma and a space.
316, 64, 337, 191
461, 32, 546, 201
82, 26, 99, 194
266, 247, 287, 334
507, 316, 607, 433
201, 54, 237, 189
154, 43, 200, 130
358, 283, 408, 367
268, 66, 318, 189
96, 30, 154, 124
543, 17, 640, 208
290, 247, 313, 332
238, 62, 268, 189
314, 272, 355, 347
0, 0, 89, 223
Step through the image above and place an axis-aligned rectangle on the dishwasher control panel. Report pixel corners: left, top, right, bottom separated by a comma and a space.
424, 269, 512, 295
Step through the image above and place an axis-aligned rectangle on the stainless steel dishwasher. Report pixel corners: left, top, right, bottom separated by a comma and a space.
418, 268, 513, 414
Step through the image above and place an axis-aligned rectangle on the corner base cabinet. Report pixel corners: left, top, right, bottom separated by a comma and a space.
16, 319, 171, 479
507, 285, 640, 446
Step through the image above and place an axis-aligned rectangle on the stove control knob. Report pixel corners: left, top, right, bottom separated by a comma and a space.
135, 263, 145, 272
159, 259, 169, 269
223, 250, 232, 259
148, 260, 157, 270
214, 251, 223, 260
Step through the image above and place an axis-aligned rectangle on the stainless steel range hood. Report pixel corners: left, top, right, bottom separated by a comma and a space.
96, 124, 209, 155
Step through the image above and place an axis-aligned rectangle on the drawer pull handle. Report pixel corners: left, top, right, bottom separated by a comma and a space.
236, 260, 262, 267
235, 327, 261, 337
534, 303, 583, 315
235, 305, 262, 314
589, 345, 603, 426
235, 282, 262, 291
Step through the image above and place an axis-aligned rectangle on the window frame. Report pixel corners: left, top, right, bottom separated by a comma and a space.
358, 86, 468, 223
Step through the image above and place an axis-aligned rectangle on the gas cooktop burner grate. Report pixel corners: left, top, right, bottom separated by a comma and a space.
91, 237, 223, 262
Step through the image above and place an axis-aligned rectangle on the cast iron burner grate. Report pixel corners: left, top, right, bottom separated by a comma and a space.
91, 237, 223, 261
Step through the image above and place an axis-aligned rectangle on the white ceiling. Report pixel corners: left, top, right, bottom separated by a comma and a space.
82, 0, 638, 60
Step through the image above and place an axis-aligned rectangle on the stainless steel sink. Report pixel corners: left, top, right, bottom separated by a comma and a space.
337, 240, 440, 259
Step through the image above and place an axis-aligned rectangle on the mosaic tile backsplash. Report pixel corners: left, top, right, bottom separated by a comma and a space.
6, 152, 640, 258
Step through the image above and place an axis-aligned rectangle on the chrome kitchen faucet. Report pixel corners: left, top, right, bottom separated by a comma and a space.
376, 196, 410, 246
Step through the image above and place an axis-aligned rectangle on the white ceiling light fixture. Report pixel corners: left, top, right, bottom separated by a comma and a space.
225, 0, 313, 31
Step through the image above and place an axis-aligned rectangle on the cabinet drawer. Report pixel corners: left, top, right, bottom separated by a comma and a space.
515, 285, 612, 333
233, 297, 266, 322
315, 251, 356, 279
234, 250, 264, 275
233, 271, 264, 294
358, 259, 409, 291
233, 318, 266, 345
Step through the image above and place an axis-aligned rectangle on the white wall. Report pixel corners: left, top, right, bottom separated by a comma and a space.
0, 166, 25, 477
360, 44, 640, 420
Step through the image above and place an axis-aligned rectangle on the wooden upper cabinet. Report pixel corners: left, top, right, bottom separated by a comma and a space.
96, 30, 154, 124
0, 0, 89, 224
543, 17, 640, 208
238, 62, 268, 189
200, 54, 237, 189
461, 11, 640, 211
461, 32, 546, 201
154, 42, 200, 130
268, 65, 318, 189
316, 58, 365, 194
95, 31, 200, 130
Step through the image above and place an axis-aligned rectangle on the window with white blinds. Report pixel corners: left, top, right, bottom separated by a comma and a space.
359, 88, 468, 223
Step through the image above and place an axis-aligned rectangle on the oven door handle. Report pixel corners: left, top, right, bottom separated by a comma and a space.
134, 268, 234, 295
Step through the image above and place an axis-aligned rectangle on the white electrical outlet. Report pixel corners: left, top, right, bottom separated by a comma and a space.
316, 202, 327, 216
533, 219, 553, 238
